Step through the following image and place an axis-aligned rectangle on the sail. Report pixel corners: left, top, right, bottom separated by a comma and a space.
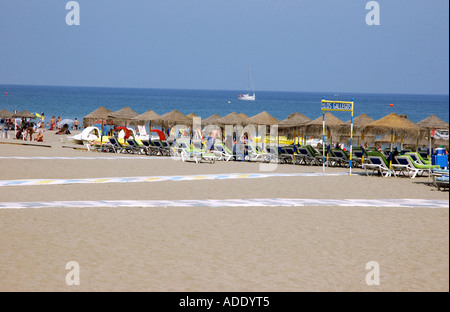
238, 65, 255, 101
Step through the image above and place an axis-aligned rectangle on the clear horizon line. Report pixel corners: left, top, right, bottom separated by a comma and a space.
0, 82, 448, 97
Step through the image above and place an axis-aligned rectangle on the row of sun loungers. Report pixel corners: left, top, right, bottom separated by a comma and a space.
88, 138, 448, 187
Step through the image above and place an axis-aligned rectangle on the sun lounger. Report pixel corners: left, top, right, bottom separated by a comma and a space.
405, 152, 430, 165
431, 168, 449, 191
141, 139, 159, 155
351, 148, 364, 167
180, 144, 216, 164
126, 138, 145, 154
363, 154, 392, 177
254, 144, 277, 163
109, 137, 134, 154
294, 146, 318, 165
394, 155, 440, 178
278, 146, 295, 164
152, 139, 171, 156
213, 143, 234, 161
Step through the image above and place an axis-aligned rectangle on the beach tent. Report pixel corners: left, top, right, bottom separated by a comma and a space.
364, 113, 420, 171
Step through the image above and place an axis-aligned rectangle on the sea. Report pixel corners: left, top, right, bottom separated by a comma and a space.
0, 84, 448, 127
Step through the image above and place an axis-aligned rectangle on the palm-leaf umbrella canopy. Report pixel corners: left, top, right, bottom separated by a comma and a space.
215, 112, 246, 126
375, 133, 419, 145
157, 109, 192, 125
130, 109, 161, 125
201, 113, 221, 126
0, 108, 13, 119
416, 114, 449, 158
305, 112, 344, 136
417, 115, 449, 131
107, 106, 139, 125
278, 112, 312, 128
364, 113, 420, 137
338, 113, 374, 135
239, 113, 249, 119
12, 110, 36, 118
82, 106, 113, 127
245, 111, 280, 126
187, 113, 198, 118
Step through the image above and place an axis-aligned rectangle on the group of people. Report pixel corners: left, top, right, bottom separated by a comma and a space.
0, 113, 81, 142
46, 116, 79, 131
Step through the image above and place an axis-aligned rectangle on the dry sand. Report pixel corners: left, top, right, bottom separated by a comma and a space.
0, 131, 448, 292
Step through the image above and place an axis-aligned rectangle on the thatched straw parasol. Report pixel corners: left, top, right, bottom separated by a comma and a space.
305, 112, 344, 137
130, 109, 161, 125
157, 109, 192, 125
417, 115, 449, 131
278, 112, 312, 128
336, 113, 375, 146
107, 106, 139, 125
364, 113, 420, 137
12, 110, 36, 119
245, 111, 280, 125
239, 113, 249, 119
201, 113, 221, 126
338, 113, 374, 135
215, 112, 246, 126
277, 113, 312, 144
365, 113, 420, 169
0, 108, 13, 119
82, 106, 113, 127
187, 113, 198, 118
375, 133, 419, 145
416, 114, 449, 159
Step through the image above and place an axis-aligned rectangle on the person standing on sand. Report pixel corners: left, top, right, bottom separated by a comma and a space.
49, 116, 55, 130
73, 118, 79, 130
40, 113, 45, 128
56, 116, 62, 130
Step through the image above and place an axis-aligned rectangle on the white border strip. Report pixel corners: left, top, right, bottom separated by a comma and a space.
0, 156, 171, 160
0, 198, 447, 209
0, 172, 348, 187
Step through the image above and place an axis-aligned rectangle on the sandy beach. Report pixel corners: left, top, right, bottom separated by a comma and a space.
0, 131, 448, 292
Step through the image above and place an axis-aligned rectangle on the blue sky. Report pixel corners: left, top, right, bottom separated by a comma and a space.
0, 0, 448, 94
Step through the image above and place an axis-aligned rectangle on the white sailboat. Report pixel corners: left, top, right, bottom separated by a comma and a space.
238, 66, 255, 101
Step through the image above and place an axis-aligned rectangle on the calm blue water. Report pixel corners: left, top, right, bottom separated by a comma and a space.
0, 84, 448, 126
